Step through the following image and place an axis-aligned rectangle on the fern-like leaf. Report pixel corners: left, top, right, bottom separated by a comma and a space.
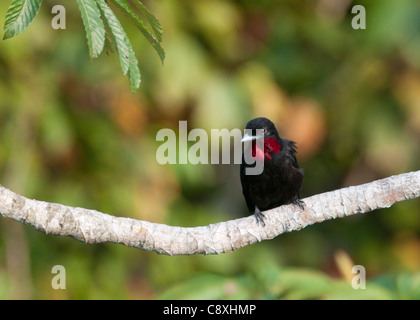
96, 0, 141, 91
110, 0, 165, 63
76, 0, 105, 59
96, 0, 130, 75
127, 45, 141, 93
3, 0, 42, 40
132, 0, 162, 42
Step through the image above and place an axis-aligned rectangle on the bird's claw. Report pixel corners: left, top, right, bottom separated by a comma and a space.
254, 207, 266, 227
293, 199, 305, 210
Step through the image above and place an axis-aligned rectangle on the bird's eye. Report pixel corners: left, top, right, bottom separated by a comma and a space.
263, 128, 267, 134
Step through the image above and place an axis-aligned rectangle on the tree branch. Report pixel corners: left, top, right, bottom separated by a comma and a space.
1, 171, 419, 255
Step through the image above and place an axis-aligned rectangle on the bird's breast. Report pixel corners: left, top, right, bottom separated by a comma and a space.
250, 138, 281, 162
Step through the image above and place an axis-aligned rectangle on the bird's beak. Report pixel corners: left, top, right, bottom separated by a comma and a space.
241, 132, 260, 143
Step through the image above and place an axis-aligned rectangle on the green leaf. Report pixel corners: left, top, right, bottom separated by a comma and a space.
76, 0, 105, 59
3, 0, 43, 40
132, 0, 163, 42
110, 0, 165, 63
96, 0, 140, 92
96, 0, 130, 75
103, 29, 116, 55
127, 45, 141, 93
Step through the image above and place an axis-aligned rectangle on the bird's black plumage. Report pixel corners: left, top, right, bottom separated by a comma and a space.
240, 117, 304, 226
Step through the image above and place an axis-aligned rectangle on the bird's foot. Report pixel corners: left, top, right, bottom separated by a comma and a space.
293, 199, 305, 210
254, 207, 266, 227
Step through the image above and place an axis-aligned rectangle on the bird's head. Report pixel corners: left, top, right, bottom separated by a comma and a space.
241, 117, 281, 161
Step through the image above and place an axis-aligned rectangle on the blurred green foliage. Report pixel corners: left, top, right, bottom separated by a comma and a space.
0, 0, 420, 299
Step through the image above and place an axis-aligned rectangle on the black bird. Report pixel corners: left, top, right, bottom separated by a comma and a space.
240, 117, 304, 226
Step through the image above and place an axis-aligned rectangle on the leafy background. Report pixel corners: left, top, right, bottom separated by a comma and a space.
0, 0, 420, 299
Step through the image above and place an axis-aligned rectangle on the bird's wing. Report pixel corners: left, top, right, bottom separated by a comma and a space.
279, 140, 304, 191
284, 140, 300, 168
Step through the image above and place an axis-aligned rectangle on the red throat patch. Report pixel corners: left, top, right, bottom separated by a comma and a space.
251, 138, 281, 161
